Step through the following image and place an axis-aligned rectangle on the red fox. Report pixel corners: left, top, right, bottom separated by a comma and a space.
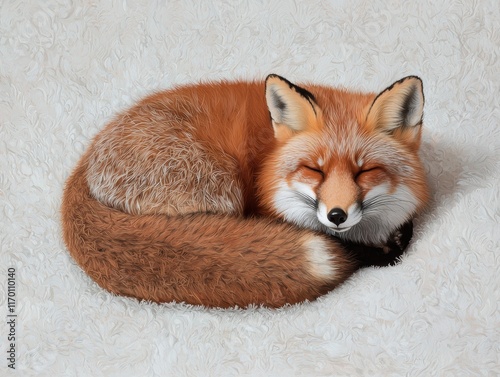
61, 74, 429, 308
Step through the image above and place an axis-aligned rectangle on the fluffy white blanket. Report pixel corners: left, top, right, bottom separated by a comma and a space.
1, 1, 498, 375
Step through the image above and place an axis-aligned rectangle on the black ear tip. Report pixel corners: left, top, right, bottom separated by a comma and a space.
399, 76, 424, 106
401, 75, 422, 81
265, 73, 285, 83
402, 75, 423, 88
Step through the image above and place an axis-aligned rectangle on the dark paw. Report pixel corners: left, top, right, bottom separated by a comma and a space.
383, 220, 413, 255
342, 220, 414, 268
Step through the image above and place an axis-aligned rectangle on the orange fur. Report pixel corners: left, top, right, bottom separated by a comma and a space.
61, 75, 429, 308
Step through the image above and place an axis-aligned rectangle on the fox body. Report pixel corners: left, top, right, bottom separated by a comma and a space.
62, 75, 429, 308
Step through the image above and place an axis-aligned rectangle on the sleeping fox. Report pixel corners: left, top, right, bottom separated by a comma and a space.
61, 74, 429, 308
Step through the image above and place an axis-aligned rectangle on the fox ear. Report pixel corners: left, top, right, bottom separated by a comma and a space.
366, 76, 424, 145
265, 74, 321, 141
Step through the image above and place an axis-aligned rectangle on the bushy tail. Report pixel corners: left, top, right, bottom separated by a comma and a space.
61, 159, 358, 308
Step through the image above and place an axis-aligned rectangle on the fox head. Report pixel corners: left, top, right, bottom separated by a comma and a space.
258, 74, 430, 245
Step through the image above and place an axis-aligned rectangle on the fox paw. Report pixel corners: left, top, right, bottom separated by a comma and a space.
343, 220, 414, 268
382, 220, 413, 255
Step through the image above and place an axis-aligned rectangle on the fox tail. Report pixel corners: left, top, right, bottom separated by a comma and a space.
61, 158, 360, 308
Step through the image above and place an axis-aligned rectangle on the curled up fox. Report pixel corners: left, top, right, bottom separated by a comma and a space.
61, 74, 429, 308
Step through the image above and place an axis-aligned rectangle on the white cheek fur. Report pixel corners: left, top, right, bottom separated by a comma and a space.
372, 184, 418, 228
272, 178, 419, 245
291, 181, 317, 200
273, 182, 321, 231
363, 183, 418, 221
364, 182, 390, 201
342, 183, 420, 244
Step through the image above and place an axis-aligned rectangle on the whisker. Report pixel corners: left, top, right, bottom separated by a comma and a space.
294, 191, 318, 210
363, 195, 414, 214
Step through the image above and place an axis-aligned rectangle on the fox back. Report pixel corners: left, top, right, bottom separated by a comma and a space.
61, 75, 429, 308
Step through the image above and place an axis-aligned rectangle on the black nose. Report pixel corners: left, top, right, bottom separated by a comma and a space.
327, 208, 347, 226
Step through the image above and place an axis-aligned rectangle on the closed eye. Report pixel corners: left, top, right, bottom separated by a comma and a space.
304, 166, 324, 177
355, 167, 381, 179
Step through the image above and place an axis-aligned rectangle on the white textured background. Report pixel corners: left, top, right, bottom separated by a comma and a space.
1, 1, 499, 376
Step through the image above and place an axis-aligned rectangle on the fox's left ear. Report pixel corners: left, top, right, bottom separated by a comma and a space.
366, 76, 424, 146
